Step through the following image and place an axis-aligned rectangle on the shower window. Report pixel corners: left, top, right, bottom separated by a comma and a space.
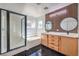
27, 16, 37, 37
37, 20, 44, 35
27, 16, 44, 37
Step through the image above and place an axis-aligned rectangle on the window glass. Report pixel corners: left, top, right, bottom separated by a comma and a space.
27, 16, 44, 37
10, 13, 25, 50
27, 16, 36, 37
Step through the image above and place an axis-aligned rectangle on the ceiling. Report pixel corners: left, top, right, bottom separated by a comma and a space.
22, 3, 72, 17
0, 3, 72, 17
22, 3, 59, 17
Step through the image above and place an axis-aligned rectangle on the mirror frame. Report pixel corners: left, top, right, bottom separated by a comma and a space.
60, 17, 78, 31
45, 20, 53, 31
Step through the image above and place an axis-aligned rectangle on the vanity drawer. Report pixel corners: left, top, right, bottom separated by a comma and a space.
49, 38, 58, 43
48, 35, 59, 41
49, 44, 58, 51
48, 35, 54, 39
48, 35, 59, 46
49, 41, 59, 46
41, 34, 47, 39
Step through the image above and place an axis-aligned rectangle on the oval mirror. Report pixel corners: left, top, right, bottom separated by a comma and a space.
60, 17, 77, 31
45, 21, 52, 31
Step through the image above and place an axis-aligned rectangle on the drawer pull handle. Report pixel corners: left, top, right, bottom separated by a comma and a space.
50, 43, 58, 46
51, 47, 54, 48
52, 39, 54, 41
51, 43, 54, 44
50, 43, 55, 45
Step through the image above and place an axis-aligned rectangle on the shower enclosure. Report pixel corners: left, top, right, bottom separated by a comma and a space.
0, 8, 26, 54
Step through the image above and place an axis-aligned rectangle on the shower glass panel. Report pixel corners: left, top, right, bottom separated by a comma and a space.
1, 10, 7, 53
10, 13, 25, 50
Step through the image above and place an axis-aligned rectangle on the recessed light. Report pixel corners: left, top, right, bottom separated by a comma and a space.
44, 7, 48, 10
36, 3, 41, 5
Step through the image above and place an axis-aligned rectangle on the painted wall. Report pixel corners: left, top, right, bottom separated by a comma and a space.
0, 3, 25, 14
36, 15, 45, 36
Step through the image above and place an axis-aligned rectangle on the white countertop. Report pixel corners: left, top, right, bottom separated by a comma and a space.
42, 32, 78, 38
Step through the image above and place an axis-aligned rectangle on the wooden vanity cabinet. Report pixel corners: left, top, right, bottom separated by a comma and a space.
41, 34, 78, 56
48, 35, 60, 51
41, 34, 48, 46
59, 36, 78, 56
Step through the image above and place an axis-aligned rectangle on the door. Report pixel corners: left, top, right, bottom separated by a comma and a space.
59, 36, 78, 56
9, 13, 26, 50
0, 9, 26, 54
1, 10, 7, 53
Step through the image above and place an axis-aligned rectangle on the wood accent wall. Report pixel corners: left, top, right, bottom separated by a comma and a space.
45, 3, 78, 33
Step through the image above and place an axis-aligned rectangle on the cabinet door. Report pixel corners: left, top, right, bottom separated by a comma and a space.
59, 36, 78, 56
41, 34, 48, 46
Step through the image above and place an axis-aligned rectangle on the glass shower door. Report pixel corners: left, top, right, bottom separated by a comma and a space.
1, 10, 7, 53
0, 9, 26, 54
10, 13, 25, 50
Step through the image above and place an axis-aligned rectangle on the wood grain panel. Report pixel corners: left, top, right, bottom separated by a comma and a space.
48, 44, 59, 51
41, 34, 48, 46
59, 36, 78, 56
45, 3, 78, 33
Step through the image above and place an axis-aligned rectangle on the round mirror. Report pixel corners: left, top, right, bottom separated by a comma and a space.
60, 17, 77, 31
45, 21, 52, 31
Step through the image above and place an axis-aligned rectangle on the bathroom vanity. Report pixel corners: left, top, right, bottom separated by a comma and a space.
43, 3, 78, 56
41, 32, 78, 56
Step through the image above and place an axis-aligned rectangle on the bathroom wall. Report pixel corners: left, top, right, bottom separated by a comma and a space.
36, 15, 45, 36
45, 3, 78, 33
27, 15, 38, 37
0, 3, 25, 14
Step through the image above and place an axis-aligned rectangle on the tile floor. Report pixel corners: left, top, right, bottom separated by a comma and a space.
14, 45, 65, 56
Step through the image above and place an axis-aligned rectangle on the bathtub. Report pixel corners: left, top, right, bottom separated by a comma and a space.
0, 36, 41, 56
26, 36, 41, 50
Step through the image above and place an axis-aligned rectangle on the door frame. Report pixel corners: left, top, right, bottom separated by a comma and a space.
0, 8, 27, 54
